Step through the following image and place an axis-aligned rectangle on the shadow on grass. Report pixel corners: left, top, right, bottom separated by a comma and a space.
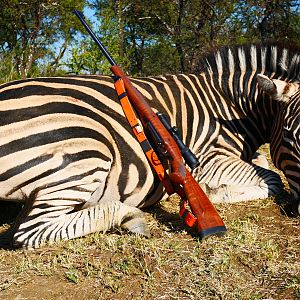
0, 201, 23, 226
144, 203, 201, 238
146, 189, 299, 240
275, 189, 299, 218
0, 201, 23, 249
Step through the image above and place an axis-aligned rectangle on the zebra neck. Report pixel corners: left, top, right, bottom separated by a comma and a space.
162, 74, 279, 161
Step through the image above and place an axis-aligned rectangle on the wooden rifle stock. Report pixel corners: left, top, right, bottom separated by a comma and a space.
73, 10, 226, 238
111, 66, 226, 237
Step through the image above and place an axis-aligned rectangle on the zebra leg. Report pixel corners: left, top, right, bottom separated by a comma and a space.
12, 199, 150, 249
199, 157, 283, 203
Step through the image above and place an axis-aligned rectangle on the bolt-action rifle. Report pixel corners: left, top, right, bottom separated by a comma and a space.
74, 10, 226, 238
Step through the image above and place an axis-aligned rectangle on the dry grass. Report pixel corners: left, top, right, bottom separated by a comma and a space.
0, 145, 299, 300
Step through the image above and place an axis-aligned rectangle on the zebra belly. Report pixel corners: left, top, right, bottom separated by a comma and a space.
0, 126, 157, 209
0, 132, 113, 205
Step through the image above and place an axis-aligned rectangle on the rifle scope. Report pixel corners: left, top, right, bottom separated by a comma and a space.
156, 112, 200, 170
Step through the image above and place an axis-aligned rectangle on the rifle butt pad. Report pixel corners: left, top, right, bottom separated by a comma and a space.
199, 225, 227, 239
180, 202, 227, 238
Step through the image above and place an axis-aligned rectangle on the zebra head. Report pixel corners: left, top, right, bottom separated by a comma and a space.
258, 74, 300, 214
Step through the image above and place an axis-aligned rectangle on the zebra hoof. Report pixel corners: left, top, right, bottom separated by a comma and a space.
125, 222, 151, 238
120, 208, 151, 238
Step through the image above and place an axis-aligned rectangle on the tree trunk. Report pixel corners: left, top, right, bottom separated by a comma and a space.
117, 0, 125, 59
176, 0, 185, 73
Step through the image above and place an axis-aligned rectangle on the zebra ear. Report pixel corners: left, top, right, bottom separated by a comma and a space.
257, 74, 297, 102
257, 74, 277, 97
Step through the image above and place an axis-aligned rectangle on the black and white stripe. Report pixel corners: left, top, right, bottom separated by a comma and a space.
0, 43, 299, 248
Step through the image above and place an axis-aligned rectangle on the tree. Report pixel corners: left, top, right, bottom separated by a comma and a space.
1, 0, 299, 81
232, 0, 300, 44
88, 0, 241, 74
0, 0, 86, 80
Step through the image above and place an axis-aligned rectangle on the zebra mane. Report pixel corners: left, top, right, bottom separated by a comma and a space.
194, 42, 300, 82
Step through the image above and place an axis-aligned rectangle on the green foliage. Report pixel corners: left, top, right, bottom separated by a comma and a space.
141, 39, 180, 76
0, 51, 18, 83
232, 0, 300, 44
0, 0, 85, 80
0, 0, 299, 81
81, 0, 300, 76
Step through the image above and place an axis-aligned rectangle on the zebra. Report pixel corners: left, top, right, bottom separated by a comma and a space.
0, 43, 299, 248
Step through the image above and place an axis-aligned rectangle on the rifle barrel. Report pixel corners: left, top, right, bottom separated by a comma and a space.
73, 10, 116, 66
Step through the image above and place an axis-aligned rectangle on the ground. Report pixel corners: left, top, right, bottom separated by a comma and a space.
0, 145, 299, 300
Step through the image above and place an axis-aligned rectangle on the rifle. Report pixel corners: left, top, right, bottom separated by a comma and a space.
73, 10, 226, 238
